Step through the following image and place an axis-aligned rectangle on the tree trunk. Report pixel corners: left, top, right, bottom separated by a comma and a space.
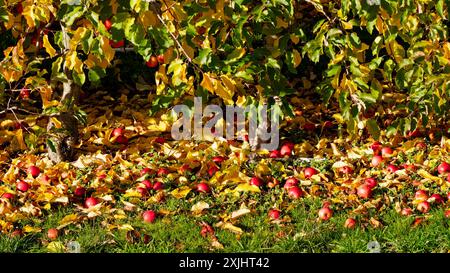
46, 24, 80, 163
46, 79, 80, 163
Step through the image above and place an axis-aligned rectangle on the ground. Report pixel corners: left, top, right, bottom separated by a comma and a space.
0, 89, 449, 253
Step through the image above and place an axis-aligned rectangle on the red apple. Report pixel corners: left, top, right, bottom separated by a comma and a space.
154, 137, 165, 144
47, 228, 58, 240
269, 150, 281, 158
386, 164, 400, 173
115, 135, 128, 145
402, 164, 416, 171
196, 182, 210, 193
157, 168, 169, 176
303, 123, 316, 131
140, 167, 153, 176
445, 210, 450, 218
304, 167, 318, 179
157, 54, 164, 64
365, 177, 377, 189
318, 207, 333, 221
340, 166, 354, 174
137, 187, 148, 196
344, 218, 356, 229
212, 156, 226, 164
143, 210, 156, 223
152, 181, 164, 191
447, 192, 450, 201
415, 190, 428, 202
447, 173, 450, 183
196, 26, 206, 35
208, 165, 219, 176
323, 121, 333, 129
74, 186, 86, 197
104, 19, 112, 31
284, 177, 299, 189
370, 141, 382, 154
97, 173, 107, 180
280, 144, 293, 157
179, 164, 191, 173
17, 181, 30, 192
20, 88, 30, 99
287, 186, 303, 199
109, 39, 124, 48
250, 177, 263, 187
112, 127, 125, 137
437, 162, 450, 174
357, 184, 372, 199
146, 56, 159, 68
417, 201, 430, 213
415, 142, 427, 149
16, 3, 23, 14
268, 209, 281, 220
429, 193, 444, 204
27, 165, 40, 178
1, 193, 14, 200
371, 155, 383, 167
401, 208, 412, 216
141, 180, 153, 189
381, 147, 393, 156
84, 197, 99, 208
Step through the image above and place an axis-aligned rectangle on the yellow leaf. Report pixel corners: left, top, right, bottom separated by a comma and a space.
50, 117, 62, 129
15, 129, 27, 150
47, 241, 65, 253
417, 169, 444, 184
22, 5, 36, 28
23, 225, 42, 233
191, 201, 210, 214
201, 73, 215, 93
292, 49, 302, 68
221, 222, 243, 234
171, 186, 192, 199
100, 36, 115, 63
140, 10, 158, 27
43, 34, 56, 57
234, 183, 261, 193
215, 82, 234, 104
58, 213, 78, 229
182, 39, 195, 60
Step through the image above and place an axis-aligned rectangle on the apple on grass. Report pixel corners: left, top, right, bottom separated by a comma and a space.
85, 197, 99, 208
268, 209, 281, 220
284, 177, 299, 189
371, 155, 383, 167
47, 228, 58, 240
141, 180, 153, 189
157, 168, 169, 176
287, 186, 303, 199
357, 184, 372, 199
365, 177, 377, 189
437, 162, 450, 174
17, 181, 30, 192
27, 165, 40, 178
381, 147, 393, 156
304, 167, 318, 179
153, 182, 164, 191
401, 208, 412, 216
250, 177, 263, 187
208, 165, 219, 176
280, 143, 293, 157
74, 186, 86, 197
143, 210, 156, 223
344, 218, 356, 229
318, 207, 332, 221
196, 182, 210, 193
415, 190, 428, 202
417, 201, 430, 213
269, 150, 281, 158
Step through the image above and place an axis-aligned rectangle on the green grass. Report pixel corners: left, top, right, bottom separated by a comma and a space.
1, 196, 449, 253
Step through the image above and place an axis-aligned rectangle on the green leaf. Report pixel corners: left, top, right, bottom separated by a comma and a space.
367, 119, 380, 140
46, 139, 57, 153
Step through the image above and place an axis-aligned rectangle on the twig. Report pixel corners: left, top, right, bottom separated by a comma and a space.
6, 98, 32, 134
